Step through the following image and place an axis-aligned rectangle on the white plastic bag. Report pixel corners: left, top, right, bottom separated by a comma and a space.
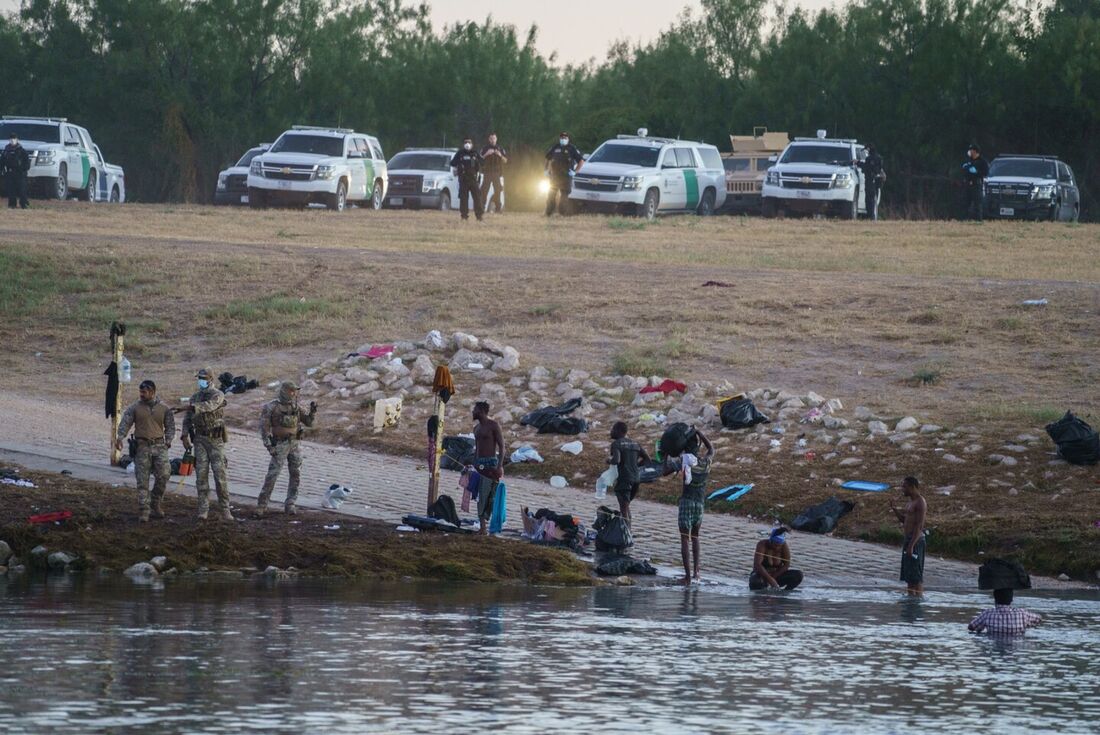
595, 466, 618, 499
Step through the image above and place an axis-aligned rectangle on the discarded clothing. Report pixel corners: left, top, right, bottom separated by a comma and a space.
520, 398, 588, 435
489, 482, 507, 533
29, 510, 73, 524
595, 555, 657, 576
218, 372, 260, 395
639, 379, 687, 395
510, 446, 544, 464
978, 558, 1032, 591
323, 484, 353, 510
401, 514, 472, 534
428, 494, 461, 526
353, 344, 394, 360
701, 280, 733, 288
791, 496, 854, 534
719, 398, 770, 430
1, 477, 36, 488
1045, 411, 1099, 466
441, 436, 476, 471
103, 362, 119, 419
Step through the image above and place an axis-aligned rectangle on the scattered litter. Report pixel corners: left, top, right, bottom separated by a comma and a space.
1021, 298, 1048, 306
267, 380, 281, 388
1045, 411, 1099, 466
218, 372, 260, 394
841, 480, 891, 492
520, 398, 587, 435
323, 484, 353, 509
707, 483, 753, 502
306, 367, 319, 376
769, 439, 782, 448
701, 280, 733, 288
373, 396, 403, 430
803, 407, 824, 423
29, 510, 73, 524
549, 475, 568, 488
322, 524, 341, 531
719, 396, 770, 430
1, 477, 36, 488
395, 525, 419, 532
804, 451, 816, 461
596, 466, 618, 499
510, 446, 544, 464
467, 362, 485, 370
560, 440, 583, 455
639, 379, 687, 395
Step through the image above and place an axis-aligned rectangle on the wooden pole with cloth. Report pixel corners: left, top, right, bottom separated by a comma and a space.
427, 365, 455, 512
107, 322, 126, 466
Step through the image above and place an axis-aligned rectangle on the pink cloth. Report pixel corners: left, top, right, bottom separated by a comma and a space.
359, 344, 395, 359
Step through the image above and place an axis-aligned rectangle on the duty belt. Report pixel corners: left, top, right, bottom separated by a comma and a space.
135, 437, 165, 445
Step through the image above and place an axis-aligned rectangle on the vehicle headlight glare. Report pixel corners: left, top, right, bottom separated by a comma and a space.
423, 177, 443, 193
316, 165, 335, 180
1032, 184, 1054, 200
35, 150, 55, 165
250, 160, 262, 176
622, 176, 642, 191
833, 172, 852, 188
538, 179, 551, 195
216, 174, 227, 191
766, 170, 779, 185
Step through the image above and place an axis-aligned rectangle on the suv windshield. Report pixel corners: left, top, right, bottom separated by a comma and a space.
588, 144, 661, 167
989, 158, 1056, 179
236, 148, 266, 167
270, 134, 344, 157
0, 122, 60, 143
388, 153, 451, 171
780, 144, 851, 166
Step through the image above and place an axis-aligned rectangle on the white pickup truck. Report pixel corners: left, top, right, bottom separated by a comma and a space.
760, 132, 871, 219
247, 126, 388, 211
0, 116, 125, 201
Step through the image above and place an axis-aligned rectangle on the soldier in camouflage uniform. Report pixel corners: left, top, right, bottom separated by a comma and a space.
256, 381, 317, 516
182, 368, 234, 521
115, 379, 175, 522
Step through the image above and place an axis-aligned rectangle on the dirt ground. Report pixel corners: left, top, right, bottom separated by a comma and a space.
1, 202, 1098, 579
0, 466, 591, 584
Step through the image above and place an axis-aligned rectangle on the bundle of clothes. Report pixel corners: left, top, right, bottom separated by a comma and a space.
218, 372, 260, 395
521, 506, 589, 551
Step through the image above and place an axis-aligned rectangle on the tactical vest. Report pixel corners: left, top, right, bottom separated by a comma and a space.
133, 401, 169, 441
190, 391, 226, 436
270, 401, 300, 439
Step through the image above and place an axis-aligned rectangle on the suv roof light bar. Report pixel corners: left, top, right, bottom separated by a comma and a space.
995, 154, 1060, 161
2, 116, 68, 123
793, 137, 857, 144
404, 147, 456, 152
615, 134, 680, 144
291, 125, 355, 134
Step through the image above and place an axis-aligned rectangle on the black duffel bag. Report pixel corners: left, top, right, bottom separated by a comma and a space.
978, 558, 1031, 590
720, 398, 770, 430
1045, 411, 1100, 466
660, 422, 698, 457
791, 496, 855, 534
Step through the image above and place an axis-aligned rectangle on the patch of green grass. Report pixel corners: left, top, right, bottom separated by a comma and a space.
907, 310, 943, 325
610, 339, 698, 376
607, 217, 647, 231
993, 317, 1023, 330
0, 249, 90, 316
527, 303, 561, 318
204, 295, 343, 324
907, 366, 942, 386
973, 402, 1066, 425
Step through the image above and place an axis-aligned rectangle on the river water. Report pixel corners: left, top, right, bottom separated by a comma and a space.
0, 575, 1097, 734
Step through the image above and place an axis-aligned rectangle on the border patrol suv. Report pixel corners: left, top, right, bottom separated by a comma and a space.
761, 131, 871, 219
569, 131, 727, 219
983, 155, 1080, 222
247, 126, 388, 211
0, 116, 123, 201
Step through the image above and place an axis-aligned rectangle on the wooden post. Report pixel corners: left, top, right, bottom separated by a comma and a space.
109, 323, 125, 466
427, 396, 446, 511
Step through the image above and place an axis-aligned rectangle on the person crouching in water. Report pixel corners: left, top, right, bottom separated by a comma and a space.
678, 429, 714, 585
607, 421, 650, 528
750, 527, 804, 590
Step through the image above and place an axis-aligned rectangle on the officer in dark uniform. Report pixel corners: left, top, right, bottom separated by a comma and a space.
449, 137, 483, 221
479, 132, 508, 214
544, 132, 583, 216
856, 144, 885, 221
961, 144, 989, 221
1, 134, 31, 210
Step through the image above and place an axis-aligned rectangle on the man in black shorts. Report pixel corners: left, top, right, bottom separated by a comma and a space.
607, 421, 649, 527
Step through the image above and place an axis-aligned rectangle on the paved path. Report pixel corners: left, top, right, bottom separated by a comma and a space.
0, 391, 1053, 590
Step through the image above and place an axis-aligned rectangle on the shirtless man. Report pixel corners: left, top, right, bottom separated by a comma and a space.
750, 527, 803, 590
891, 476, 927, 596
472, 401, 505, 534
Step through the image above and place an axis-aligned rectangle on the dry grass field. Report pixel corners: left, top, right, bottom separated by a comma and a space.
1, 202, 1098, 578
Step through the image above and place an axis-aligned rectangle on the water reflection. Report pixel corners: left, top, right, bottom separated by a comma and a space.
0, 576, 1097, 734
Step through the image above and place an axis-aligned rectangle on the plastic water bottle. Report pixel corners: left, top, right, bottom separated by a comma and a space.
120, 357, 132, 383
596, 466, 617, 499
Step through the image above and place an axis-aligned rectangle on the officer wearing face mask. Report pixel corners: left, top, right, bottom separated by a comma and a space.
449, 137, 484, 221
182, 368, 234, 521
1, 134, 31, 210
544, 132, 583, 216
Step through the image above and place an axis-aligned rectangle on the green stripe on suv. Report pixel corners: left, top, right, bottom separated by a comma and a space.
684, 169, 699, 209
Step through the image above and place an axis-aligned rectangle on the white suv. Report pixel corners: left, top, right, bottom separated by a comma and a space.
247, 126, 388, 211
0, 116, 122, 201
761, 133, 872, 219
569, 132, 727, 219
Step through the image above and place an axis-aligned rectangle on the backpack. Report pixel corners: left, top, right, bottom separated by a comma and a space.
660, 422, 697, 457
1045, 411, 1100, 466
978, 558, 1031, 590
593, 506, 634, 551
427, 494, 461, 526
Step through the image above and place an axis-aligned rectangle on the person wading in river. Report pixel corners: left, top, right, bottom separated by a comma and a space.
472, 401, 505, 535
891, 476, 927, 596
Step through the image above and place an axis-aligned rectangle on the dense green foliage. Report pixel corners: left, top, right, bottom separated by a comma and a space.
3, 0, 1097, 216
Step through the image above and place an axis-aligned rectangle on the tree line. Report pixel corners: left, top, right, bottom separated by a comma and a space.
2, 0, 1096, 217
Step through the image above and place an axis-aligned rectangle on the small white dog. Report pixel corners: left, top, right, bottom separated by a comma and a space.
323, 484, 353, 510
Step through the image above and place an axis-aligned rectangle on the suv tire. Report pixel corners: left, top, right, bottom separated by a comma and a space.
762, 197, 777, 219
638, 188, 660, 220
696, 188, 716, 216
248, 187, 267, 209
110, 185, 120, 203
55, 164, 69, 200
439, 190, 451, 211
84, 170, 97, 202
328, 179, 348, 211
370, 179, 384, 210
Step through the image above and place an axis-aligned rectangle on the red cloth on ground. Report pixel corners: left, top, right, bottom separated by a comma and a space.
639, 379, 687, 395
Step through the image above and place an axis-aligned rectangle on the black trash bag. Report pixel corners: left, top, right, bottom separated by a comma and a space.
791, 496, 855, 534
428, 494, 461, 526
593, 506, 634, 551
595, 554, 658, 576
660, 422, 698, 457
978, 558, 1032, 590
1045, 411, 1100, 466
440, 436, 476, 471
720, 398, 771, 430
537, 416, 588, 435
520, 398, 583, 431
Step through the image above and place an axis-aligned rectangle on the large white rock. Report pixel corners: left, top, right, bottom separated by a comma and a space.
411, 354, 435, 384
867, 420, 889, 435
345, 367, 376, 383
494, 347, 520, 372
481, 338, 506, 356
352, 381, 381, 396
424, 330, 447, 351
452, 332, 480, 351
566, 369, 590, 386
150, 556, 169, 571
450, 349, 493, 372
805, 391, 826, 407
124, 562, 159, 580
894, 417, 920, 432
854, 406, 876, 420
529, 365, 551, 381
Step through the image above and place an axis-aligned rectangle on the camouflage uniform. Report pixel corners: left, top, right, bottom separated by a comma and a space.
117, 398, 174, 521
183, 372, 233, 520
257, 381, 316, 514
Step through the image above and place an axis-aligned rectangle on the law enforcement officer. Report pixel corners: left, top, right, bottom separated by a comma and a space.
449, 137, 484, 221
1, 133, 31, 210
544, 132, 583, 216
961, 144, 989, 221
479, 132, 508, 214
115, 379, 174, 522
857, 144, 886, 221
182, 367, 234, 521
257, 381, 317, 516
